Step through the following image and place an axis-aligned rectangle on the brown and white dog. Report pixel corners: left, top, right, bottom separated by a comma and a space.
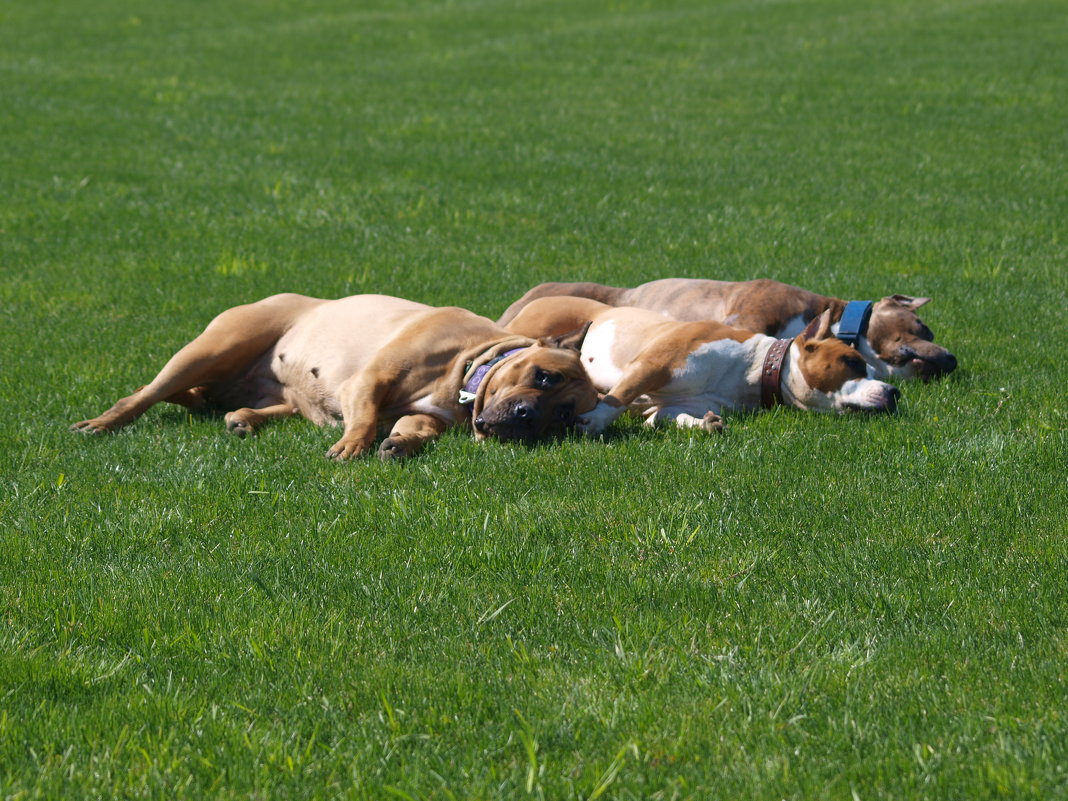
498, 278, 957, 381
505, 297, 900, 435
73, 293, 599, 459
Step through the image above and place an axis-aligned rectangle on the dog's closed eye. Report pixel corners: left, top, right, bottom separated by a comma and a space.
533, 368, 563, 389
842, 355, 866, 375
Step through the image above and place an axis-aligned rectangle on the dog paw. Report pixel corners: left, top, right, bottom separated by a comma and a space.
575, 401, 622, 437
378, 437, 410, 461
71, 419, 110, 434
702, 412, 726, 433
326, 438, 367, 460
575, 419, 605, 437
224, 411, 256, 437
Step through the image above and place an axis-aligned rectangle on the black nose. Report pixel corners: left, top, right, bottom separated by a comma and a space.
941, 352, 958, 373
473, 416, 486, 432
889, 385, 901, 400
512, 401, 535, 420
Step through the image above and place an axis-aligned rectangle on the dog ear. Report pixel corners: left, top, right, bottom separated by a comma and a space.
885, 294, 931, 310
798, 309, 833, 344
542, 321, 592, 351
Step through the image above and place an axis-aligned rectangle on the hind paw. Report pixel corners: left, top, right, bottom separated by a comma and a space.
702, 412, 726, 433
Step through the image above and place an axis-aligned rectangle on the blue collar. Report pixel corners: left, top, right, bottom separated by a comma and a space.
836, 301, 873, 347
458, 348, 528, 405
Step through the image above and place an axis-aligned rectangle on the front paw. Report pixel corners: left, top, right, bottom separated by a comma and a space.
575, 402, 622, 437
326, 438, 369, 460
71, 418, 112, 434
224, 411, 258, 437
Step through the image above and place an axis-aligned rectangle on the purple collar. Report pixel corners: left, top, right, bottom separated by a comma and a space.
458, 348, 528, 405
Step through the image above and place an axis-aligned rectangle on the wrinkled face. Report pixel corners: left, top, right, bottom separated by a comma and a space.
473, 346, 600, 442
863, 296, 957, 381
794, 335, 900, 413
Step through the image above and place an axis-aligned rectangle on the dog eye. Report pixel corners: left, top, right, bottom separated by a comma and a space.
842, 355, 866, 374
533, 368, 562, 389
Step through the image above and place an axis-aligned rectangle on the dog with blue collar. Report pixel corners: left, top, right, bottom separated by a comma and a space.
499, 277, 957, 381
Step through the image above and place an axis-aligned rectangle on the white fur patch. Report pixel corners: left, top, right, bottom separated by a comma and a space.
833, 378, 898, 412
410, 394, 456, 424
655, 337, 762, 413
580, 321, 625, 391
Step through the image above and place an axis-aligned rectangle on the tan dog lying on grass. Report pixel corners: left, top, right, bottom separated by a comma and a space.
505, 297, 900, 435
498, 278, 957, 381
73, 293, 599, 460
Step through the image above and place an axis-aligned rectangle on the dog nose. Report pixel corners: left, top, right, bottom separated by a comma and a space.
473, 415, 486, 433
903, 346, 957, 378
512, 400, 536, 420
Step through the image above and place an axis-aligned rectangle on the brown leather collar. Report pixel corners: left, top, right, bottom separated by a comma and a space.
760, 338, 793, 409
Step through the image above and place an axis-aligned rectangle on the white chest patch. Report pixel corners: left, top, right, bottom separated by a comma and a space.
667, 338, 753, 398
409, 394, 457, 424
639, 337, 761, 415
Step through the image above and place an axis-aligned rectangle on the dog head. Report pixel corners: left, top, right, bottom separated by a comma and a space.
860, 295, 957, 381
786, 311, 901, 413
472, 327, 599, 442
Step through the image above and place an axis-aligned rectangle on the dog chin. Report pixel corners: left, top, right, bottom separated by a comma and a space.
883, 351, 957, 382
835, 380, 900, 414
472, 415, 541, 442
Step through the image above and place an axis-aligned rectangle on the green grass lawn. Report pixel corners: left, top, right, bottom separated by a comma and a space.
2, 0, 1067, 797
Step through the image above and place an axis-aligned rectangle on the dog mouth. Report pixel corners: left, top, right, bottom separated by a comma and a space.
473, 398, 580, 442
473, 416, 536, 442
839, 383, 900, 414
474, 399, 544, 442
891, 347, 957, 380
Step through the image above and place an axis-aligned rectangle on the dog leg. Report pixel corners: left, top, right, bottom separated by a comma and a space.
325, 370, 394, 460
577, 359, 670, 436
647, 407, 727, 433
224, 404, 297, 437
377, 414, 448, 461
72, 295, 312, 434
159, 386, 209, 409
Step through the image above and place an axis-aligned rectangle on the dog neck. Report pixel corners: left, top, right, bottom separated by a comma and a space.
833, 300, 874, 347
760, 338, 793, 409
458, 347, 529, 405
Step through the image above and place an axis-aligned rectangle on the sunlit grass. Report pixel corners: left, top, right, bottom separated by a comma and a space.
1, 0, 1066, 798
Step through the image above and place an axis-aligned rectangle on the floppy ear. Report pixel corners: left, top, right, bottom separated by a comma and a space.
542, 321, 592, 351
886, 294, 931, 310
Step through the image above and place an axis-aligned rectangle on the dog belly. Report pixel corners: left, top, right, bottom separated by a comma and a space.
268, 295, 433, 424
